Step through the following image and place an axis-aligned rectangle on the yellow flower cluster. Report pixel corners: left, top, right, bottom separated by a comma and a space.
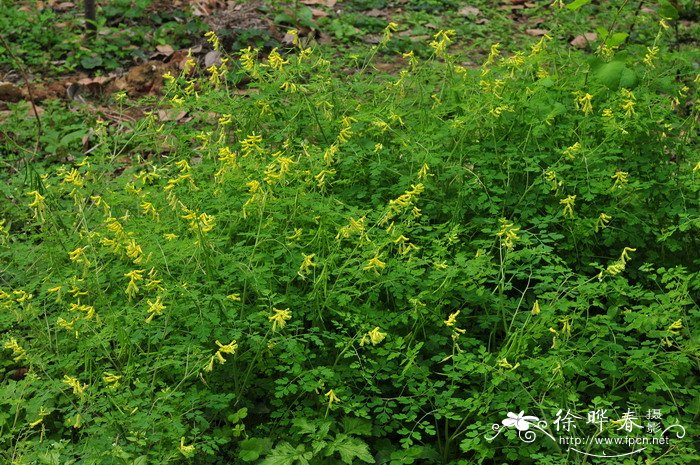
204, 340, 238, 372
597, 247, 636, 280
63, 375, 88, 398
496, 218, 520, 250
560, 195, 576, 219
4, 337, 26, 362
595, 212, 612, 232
27, 191, 47, 223
269, 308, 292, 331
360, 327, 387, 346
574, 92, 593, 116
298, 253, 316, 277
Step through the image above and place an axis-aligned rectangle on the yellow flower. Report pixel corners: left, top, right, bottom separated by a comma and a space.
269, 308, 292, 331
325, 389, 341, 405
227, 293, 241, 301
531, 300, 541, 315
126, 239, 144, 264
363, 254, 386, 273
562, 142, 581, 160
667, 319, 683, 335
611, 170, 629, 189
103, 373, 122, 388
417, 163, 430, 180
643, 46, 659, 68
27, 190, 47, 222
575, 92, 593, 116
4, 338, 26, 362
429, 29, 455, 58
286, 228, 303, 241
63, 375, 88, 397
560, 195, 576, 219
141, 202, 159, 220
124, 269, 145, 299
179, 437, 196, 458
241, 132, 264, 157
267, 48, 289, 71
298, 253, 316, 277
29, 407, 50, 427
68, 247, 88, 264
205, 31, 220, 51
559, 317, 572, 336
595, 213, 612, 232
145, 297, 166, 323
496, 219, 520, 250
497, 358, 519, 370
444, 310, 460, 327
619, 247, 637, 263
367, 327, 386, 345
163, 233, 178, 241
216, 340, 238, 354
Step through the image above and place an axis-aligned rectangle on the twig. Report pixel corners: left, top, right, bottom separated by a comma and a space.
0, 32, 43, 161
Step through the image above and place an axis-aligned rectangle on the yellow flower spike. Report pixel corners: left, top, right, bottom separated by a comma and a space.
179, 437, 196, 458
497, 358, 514, 369
298, 253, 317, 277
124, 269, 145, 299
595, 213, 612, 232
367, 327, 386, 345
496, 219, 520, 250
126, 239, 144, 264
204, 356, 216, 372
163, 233, 178, 241
141, 202, 159, 220
216, 340, 238, 356
241, 132, 264, 157
103, 373, 122, 388
4, 338, 26, 362
227, 293, 241, 301
269, 308, 292, 331
267, 48, 289, 71
205, 31, 220, 51
531, 300, 541, 315
559, 317, 572, 336
363, 254, 386, 273
619, 247, 637, 263
68, 247, 88, 264
667, 319, 683, 335
560, 195, 577, 219
575, 92, 593, 116
562, 142, 581, 160
611, 170, 629, 189
325, 389, 341, 406
417, 163, 430, 180
175, 159, 191, 173
145, 297, 166, 323
63, 375, 88, 397
26, 190, 47, 222
286, 228, 303, 241
444, 310, 460, 327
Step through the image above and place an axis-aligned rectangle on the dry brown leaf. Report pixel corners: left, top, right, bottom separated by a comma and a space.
526, 28, 549, 37
458, 6, 481, 17
570, 32, 597, 49
157, 109, 188, 122
300, 0, 336, 6
0, 82, 23, 103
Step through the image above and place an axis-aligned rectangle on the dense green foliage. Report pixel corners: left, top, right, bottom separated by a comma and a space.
1, 2, 699, 465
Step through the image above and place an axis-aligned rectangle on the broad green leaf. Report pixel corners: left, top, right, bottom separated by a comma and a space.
567, 0, 592, 11
328, 434, 375, 464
